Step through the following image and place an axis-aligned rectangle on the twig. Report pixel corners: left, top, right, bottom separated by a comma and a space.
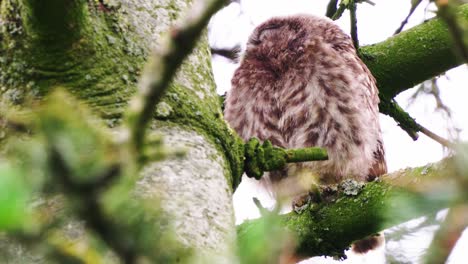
331, 1, 347, 20
394, 0, 424, 35
419, 124, 455, 148
326, 0, 339, 18
379, 97, 455, 148
125, 0, 228, 153
349, 0, 360, 50
253, 197, 269, 216
48, 145, 137, 263
244, 138, 328, 180
211, 45, 241, 62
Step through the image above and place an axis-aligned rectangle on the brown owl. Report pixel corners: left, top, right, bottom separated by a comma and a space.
224, 14, 387, 253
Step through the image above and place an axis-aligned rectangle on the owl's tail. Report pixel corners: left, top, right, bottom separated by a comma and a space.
351, 232, 385, 254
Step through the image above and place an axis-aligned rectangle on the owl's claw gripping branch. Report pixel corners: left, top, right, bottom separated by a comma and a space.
243, 138, 328, 180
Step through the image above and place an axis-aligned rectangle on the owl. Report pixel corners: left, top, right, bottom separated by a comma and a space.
223, 14, 387, 253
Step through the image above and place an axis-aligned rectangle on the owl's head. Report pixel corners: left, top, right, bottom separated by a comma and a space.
243, 15, 350, 75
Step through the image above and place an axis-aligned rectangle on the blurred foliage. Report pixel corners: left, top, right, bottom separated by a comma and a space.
237, 203, 297, 264
0, 162, 30, 230
0, 89, 191, 263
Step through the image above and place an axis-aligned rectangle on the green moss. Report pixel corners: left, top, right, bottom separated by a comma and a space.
361, 4, 468, 98
280, 182, 387, 258
0, 0, 145, 119
1, 0, 244, 191
238, 158, 458, 258
148, 76, 244, 190
239, 175, 454, 259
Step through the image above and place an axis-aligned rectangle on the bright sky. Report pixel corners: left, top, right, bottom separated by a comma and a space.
209, 0, 467, 263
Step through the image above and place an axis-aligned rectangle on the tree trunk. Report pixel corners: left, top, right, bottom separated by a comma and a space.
1, 0, 238, 262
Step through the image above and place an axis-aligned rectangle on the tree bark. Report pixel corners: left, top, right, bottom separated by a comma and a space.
1, 0, 238, 262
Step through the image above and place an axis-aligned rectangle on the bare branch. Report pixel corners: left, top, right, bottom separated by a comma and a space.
379, 97, 455, 148
394, 0, 424, 35
326, 0, 339, 18
349, 0, 360, 50
211, 45, 242, 62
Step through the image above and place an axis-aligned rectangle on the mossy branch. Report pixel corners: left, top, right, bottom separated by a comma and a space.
361, 4, 468, 99
237, 159, 461, 259
125, 0, 227, 154
379, 97, 420, 140
325, 0, 339, 18
243, 138, 328, 180
379, 97, 455, 147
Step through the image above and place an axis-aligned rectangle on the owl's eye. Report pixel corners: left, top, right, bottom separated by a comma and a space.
249, 22, 283, 45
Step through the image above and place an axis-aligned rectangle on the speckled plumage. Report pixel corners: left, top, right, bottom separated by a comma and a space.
224, 14, 387, 196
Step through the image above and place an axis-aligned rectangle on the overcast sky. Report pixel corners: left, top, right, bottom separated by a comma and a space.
209, 0, 467, 263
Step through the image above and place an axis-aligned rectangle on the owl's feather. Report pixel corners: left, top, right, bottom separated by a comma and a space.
224, 14, 387, 254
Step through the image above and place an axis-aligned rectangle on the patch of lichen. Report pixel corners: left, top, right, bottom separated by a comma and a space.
0, 0, 145, 123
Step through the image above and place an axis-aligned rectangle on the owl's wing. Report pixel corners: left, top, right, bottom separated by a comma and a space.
368, 139, 387, 180
359, 60, 388, 179
336, 36, 388, 179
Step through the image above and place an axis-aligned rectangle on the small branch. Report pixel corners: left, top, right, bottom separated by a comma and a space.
419, 125, 455, 148
424, 205, 468, 264
331, 1, 347, 20
379, 97, 455, 148
48, 145, 137, 263
394, 0, 424, 35
379, 97, 420, 140
285, 148, 329, 163
125, 0, 228, 154
243, 138, 328, 180
211, 45, 241, 62
326, 0, 339, 18
349, 0, 360, 50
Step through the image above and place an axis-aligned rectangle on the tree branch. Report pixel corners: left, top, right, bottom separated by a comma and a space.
394, 0, 424, 35
237, 158, 461, 259
361, 3, 468, 99
243, 138, 328, 180
326, 0, 339, 18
